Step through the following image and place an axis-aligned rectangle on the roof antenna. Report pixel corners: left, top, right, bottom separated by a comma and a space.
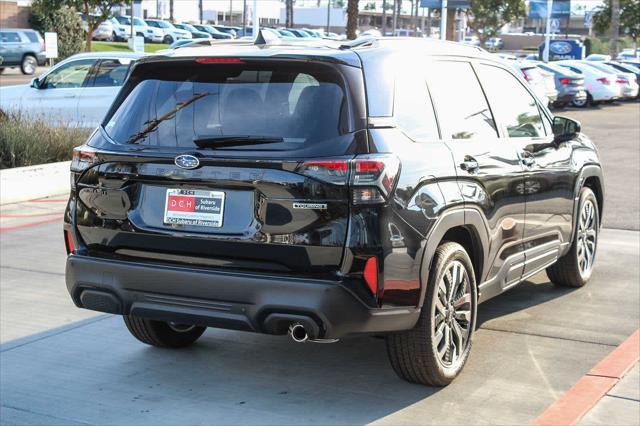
254, 29, 267, 46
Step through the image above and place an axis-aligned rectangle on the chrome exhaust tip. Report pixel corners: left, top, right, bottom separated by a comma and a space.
289, 323, 309, 343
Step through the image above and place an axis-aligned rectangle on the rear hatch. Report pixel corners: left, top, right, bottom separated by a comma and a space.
72, 55, 367, 277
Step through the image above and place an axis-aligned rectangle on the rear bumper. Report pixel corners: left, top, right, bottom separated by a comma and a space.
65, 255, 420, 339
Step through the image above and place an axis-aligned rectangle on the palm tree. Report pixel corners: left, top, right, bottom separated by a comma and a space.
609, 0, 620, 57
286, 0, 294, 27
346, 0, 359, 39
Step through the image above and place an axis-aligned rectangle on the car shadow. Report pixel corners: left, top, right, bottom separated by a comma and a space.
476, 274, 577, 328
0, 274, 583, 425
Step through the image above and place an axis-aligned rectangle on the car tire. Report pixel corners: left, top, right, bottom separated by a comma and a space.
20, 54, 37, 75
572, 93, 590, 108
547, 187, 599, 288
164, 35, 174, 44
386, 241, 477, 386
123, 315, 206, 348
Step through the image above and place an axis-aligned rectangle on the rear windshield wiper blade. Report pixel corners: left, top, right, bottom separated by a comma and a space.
193, 136, 284, 149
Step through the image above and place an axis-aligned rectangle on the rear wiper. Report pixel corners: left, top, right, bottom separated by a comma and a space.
193, 136, 284, 149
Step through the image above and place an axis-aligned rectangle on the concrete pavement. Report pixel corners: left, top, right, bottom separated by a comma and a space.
579, 363, 640, 426
1, 210, 637, 424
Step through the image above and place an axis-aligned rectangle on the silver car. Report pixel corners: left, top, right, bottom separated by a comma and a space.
0, 29, 46, 75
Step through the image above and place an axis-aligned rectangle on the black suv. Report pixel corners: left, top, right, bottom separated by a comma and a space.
64, 38, 604, 386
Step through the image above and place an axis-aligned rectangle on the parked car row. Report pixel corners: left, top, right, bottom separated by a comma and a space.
497, 53, 639, 108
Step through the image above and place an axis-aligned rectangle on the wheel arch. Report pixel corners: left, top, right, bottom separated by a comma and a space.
418, 208, 489, 309
573, 165, 604, 232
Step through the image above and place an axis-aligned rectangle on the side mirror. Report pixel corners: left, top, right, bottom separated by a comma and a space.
30, 77, 40, 89
552, 116, 581, 144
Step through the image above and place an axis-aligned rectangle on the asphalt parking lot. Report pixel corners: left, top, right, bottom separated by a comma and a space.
0, 67, 48, 87
0, 102, 638, 425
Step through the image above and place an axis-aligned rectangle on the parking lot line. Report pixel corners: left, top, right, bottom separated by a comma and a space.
530, 329, 640, 426
0, 217, 63, 233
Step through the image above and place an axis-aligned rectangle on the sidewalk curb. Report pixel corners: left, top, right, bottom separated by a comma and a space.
0, 161, 70, 205
530, 329, 640, 426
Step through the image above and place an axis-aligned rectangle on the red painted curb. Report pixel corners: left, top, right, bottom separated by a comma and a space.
589, 330, 640, 379
0, 216, 63, 233
530, 329, 640, 426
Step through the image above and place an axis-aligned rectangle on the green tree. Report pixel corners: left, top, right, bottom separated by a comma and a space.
64, 0, 123, 52
346, 0, 359, 39
30, 0, 84, 60
466, 0, 525, 45
593, 0, 640, 54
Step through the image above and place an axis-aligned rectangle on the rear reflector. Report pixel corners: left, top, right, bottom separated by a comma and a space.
363, 257, 378, 295
64, 230, 75, 254
195, 57, 244, 64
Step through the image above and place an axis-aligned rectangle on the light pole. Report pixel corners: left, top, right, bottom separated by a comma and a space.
440, 0, 448, 40
326, 0, 331, 34
253, 0, 258, 38
543, 0, 553, 62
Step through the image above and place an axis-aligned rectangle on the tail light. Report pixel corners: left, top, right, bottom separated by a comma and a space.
616, 78, 627, 84
559, 77, 570, 85
521, 70, 531, 81
70, 146, 99, 190
296, 154, 400, 205
597, 77, 611, 85
71, 146, 98, 172
195, 57, 244, 64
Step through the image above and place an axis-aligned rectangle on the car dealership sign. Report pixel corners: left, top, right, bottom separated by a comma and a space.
539, 39, 585, 61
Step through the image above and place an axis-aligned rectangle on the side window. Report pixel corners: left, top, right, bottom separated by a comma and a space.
1, 32, 21, 43
476, 64, 545, 138
41, 59, 95, 89
394, 69, 439, 142
91, 59, 132, 87
427, 61, 497, 140
24, 32, 39, 43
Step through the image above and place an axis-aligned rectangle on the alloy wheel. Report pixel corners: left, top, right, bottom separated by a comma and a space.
577, 199, 597, 276
22, 56, 36, 74
433, 260, 473, 368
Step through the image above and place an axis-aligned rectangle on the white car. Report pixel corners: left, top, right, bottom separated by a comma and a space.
461, 35, 480, 47
512, 61, 555, 106
556, 60, 623, 106
484, 37, 503, 50
92, 20, 114, 41
144, 19, 192, 44
617, 49, 640, 60
581, 61, 639, 99
113, 15, 164, 43
0, 52, 143, 128
109, 17, 131, 41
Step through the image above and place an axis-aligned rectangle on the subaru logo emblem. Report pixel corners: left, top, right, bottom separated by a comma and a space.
175, 154, 200, 170
550, 41, 573, 55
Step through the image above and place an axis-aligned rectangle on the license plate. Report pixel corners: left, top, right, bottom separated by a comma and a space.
164, 189, 225, 228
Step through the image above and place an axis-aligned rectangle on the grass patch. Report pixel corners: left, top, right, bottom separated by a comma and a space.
0, 113, 91, 169
90, 41, 169, 53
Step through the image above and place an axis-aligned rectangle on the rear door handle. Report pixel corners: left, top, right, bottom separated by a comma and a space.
460, 157, 479, 173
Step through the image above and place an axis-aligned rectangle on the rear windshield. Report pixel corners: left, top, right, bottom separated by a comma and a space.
103, 60, 350, 154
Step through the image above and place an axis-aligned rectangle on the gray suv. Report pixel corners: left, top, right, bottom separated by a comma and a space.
0, 29, 46, 75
